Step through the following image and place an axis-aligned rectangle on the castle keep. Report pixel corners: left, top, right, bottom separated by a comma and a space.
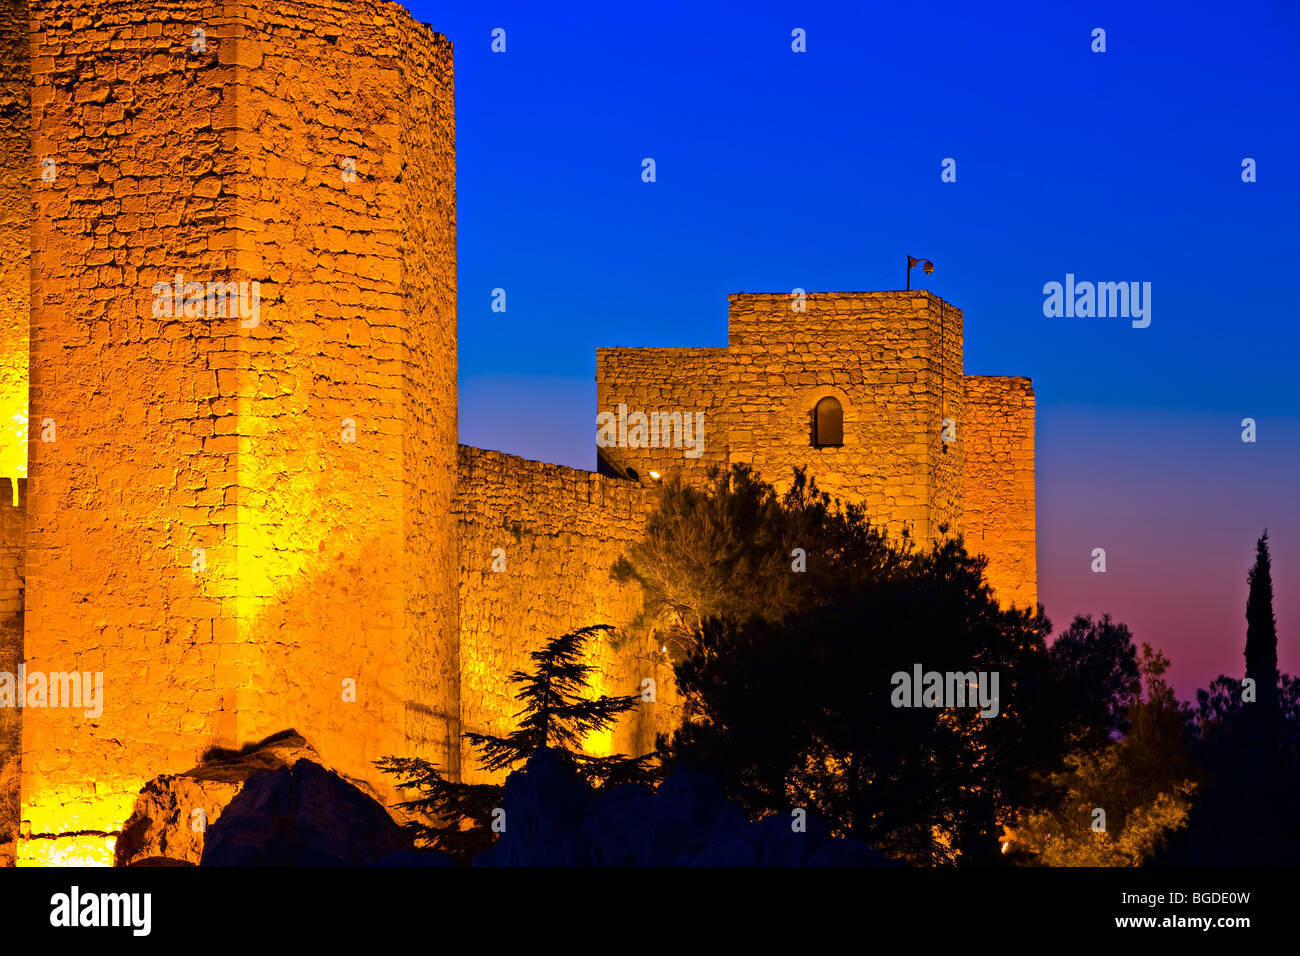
0, 0, 1035, 866
597, 292, 1036, 603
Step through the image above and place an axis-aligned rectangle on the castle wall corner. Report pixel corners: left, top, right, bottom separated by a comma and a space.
962, 375, 1037, 609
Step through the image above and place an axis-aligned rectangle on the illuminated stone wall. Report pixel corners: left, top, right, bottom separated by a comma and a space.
0, 0, 27, 494
454, 445, 678, 782
962, 376, 1037, 609
20, 0, 457, 864
219, 0, 460, 800
598, 292, 968, 545
0, 0, 27, 869
597, 291, 1034, 602
0, 478, 23, 866
0, 480, 22, 620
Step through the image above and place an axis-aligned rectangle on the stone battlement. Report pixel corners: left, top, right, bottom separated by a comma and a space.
597, 290, 1033, 569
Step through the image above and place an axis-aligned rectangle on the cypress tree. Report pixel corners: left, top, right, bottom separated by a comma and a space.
1244, 531, 1279, 724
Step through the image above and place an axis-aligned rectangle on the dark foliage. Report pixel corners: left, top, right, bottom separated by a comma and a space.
377, 625, 655, 859
611, 465, 901, 659
629, 466, 1067, 865
1157, 532, 1299, 865
1048, 613, 1141, 748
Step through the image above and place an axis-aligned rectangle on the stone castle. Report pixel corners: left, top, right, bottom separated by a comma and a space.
0, 0, 1034, 865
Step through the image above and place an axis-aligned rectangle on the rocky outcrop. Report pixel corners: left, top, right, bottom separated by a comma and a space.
119, 735, 888, 867
114, 730, 377, 867
200, 758, 414, 866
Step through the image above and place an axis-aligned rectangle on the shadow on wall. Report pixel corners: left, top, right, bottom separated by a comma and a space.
18, 526, 457, 866
240, 531, 461, 811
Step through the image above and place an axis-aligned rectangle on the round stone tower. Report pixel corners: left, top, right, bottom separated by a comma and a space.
17, 0, 458, 864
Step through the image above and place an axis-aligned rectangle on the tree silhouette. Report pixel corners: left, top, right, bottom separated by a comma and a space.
611, 465, 899, 659
1161, 531, 1297, 865
378, 625, 654, 859
628, 465, 1073, 865
1048, 613, 1141, 749
1244, 530, 1279, 739
463, 624, 654, 786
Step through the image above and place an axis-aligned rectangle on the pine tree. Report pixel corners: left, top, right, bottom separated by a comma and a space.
372, 756, 503, 857
462, 624, 654, 785
1244, 531, 1279, 728
377, 624, 655, 859
610, 464, 898, 660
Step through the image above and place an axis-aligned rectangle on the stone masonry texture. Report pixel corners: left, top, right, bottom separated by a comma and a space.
597, 291, 1033, 600
0, 481, 22, 867
0, 0, 27, 868
17, 0, 458, 864
454, 445, 680, 782
962, 376, 1036, 609
0, 0, 1035, 864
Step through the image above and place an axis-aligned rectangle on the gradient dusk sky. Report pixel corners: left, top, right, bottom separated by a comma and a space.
408, 0, 1298, 700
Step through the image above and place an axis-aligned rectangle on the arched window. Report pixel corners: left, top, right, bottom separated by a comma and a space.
813, 397, 843, 447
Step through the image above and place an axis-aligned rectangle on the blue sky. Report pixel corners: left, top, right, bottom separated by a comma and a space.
408, 0, 1299, 696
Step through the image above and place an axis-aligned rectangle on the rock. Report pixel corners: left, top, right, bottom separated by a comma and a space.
114, 729, 369, 867
200, 758, 413, 866
118, 736, 889, 868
